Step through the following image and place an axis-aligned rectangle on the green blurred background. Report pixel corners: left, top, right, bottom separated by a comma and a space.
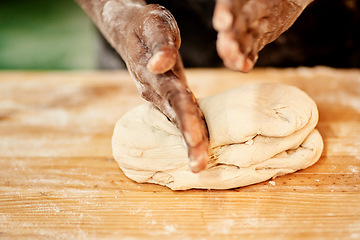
0, 0, 96, 70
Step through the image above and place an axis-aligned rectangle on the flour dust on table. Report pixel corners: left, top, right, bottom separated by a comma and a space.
112, 83, 323, 190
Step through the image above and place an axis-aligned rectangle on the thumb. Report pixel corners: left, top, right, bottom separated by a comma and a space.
135, 4, 181, 74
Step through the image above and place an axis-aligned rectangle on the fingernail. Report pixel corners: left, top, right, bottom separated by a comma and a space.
243, 58, 254, 73
147, 51, 165, 71
189, 160, 202, 173
189, 151, 208, 173
147, 50, 176, 74
246, 58, 254, 67
189, 159, 206, 173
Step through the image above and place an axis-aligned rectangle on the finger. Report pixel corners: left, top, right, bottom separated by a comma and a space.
238, 19, 269, 72
235, 32, 257, 72
163, 54, 209, 171
241, 0, 268, 26
252, 19, 271, 52
216, 31, 240, 62
135, 4, 181, 74
168, 84, 209, 173
154, 72, 209, 173
233, 11, 266, 57
213, 0, 233, 31
188, 137, 209, 173
216, 31, 249, 71
126, 24, 209, 172
241, 55, 257, 73
229, 1, 268, 57
130, 58, 210, 172
216, 24, 260, 72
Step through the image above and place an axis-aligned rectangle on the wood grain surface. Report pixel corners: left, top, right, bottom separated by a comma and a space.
0, 68, 360, 239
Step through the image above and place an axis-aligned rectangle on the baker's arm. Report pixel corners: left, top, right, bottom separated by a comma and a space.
75, 0, 209, 172
213, 0, 314, 72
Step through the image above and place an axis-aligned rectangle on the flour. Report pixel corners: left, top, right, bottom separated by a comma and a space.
207, 219, 234, 235
348, 165, 360, 173
163, 224, 177, 233
269, 180, 276, 186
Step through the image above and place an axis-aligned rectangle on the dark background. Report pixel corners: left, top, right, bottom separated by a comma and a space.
1, 0, 359, 70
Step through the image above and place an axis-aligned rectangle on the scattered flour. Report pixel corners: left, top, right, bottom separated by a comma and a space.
207, 219, 234, 235
164, 224, 177, 233
348, 165, 360, 173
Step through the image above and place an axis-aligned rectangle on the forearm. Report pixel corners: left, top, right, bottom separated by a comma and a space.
289, 0, 314, 14
298, 0, 315, 8
75, 0, 146, 58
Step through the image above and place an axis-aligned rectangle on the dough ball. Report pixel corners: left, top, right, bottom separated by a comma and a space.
112, 83, 323, 190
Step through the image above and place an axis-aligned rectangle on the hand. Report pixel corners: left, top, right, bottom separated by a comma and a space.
121, 4, 209, 173
213, 0, 313, 72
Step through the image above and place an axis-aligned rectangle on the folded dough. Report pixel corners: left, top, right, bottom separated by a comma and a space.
112, 83, 323, 190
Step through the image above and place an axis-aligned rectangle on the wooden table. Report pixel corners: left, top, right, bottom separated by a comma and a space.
1, 68, 359, 239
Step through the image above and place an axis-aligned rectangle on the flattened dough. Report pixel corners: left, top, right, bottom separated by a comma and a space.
112, 83, 323, 190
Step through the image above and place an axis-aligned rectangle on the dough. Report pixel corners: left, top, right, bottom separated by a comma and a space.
112, 83, 323, 190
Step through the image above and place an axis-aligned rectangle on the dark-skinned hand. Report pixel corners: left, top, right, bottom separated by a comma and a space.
213, 0, 313, 72
119, 4, 209, 173
76, 0, 312, 173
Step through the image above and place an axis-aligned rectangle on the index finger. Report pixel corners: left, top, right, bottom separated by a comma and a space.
155, 71, 210, 173
134, 64, 210, 173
